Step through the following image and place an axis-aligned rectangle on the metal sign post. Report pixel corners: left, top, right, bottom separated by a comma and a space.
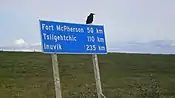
51, 54, 62, 98
92, 54, 105, 98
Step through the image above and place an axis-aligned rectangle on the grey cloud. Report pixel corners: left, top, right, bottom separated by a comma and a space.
108, 40, 175, 54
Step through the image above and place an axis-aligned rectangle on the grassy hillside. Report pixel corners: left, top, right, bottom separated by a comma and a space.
0, 51, 175, 98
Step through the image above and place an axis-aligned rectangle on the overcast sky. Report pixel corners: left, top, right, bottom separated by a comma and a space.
0, 0, 175, 53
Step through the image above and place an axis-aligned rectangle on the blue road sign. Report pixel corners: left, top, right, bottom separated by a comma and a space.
39, 20, 107, 54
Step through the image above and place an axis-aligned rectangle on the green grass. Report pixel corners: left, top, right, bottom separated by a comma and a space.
0, 51, 175, 98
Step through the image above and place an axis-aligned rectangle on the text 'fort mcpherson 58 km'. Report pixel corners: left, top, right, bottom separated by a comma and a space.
39, 20, 107, 54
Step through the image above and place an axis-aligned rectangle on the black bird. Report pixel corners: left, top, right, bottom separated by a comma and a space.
86, 13, 95, 24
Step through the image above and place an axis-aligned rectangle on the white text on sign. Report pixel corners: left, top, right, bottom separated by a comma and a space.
97, 37, 104, 43
98, 46, 106, 51
87, 36, 95, 42
86, 45, 96, 51
42, 24, 54, 31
